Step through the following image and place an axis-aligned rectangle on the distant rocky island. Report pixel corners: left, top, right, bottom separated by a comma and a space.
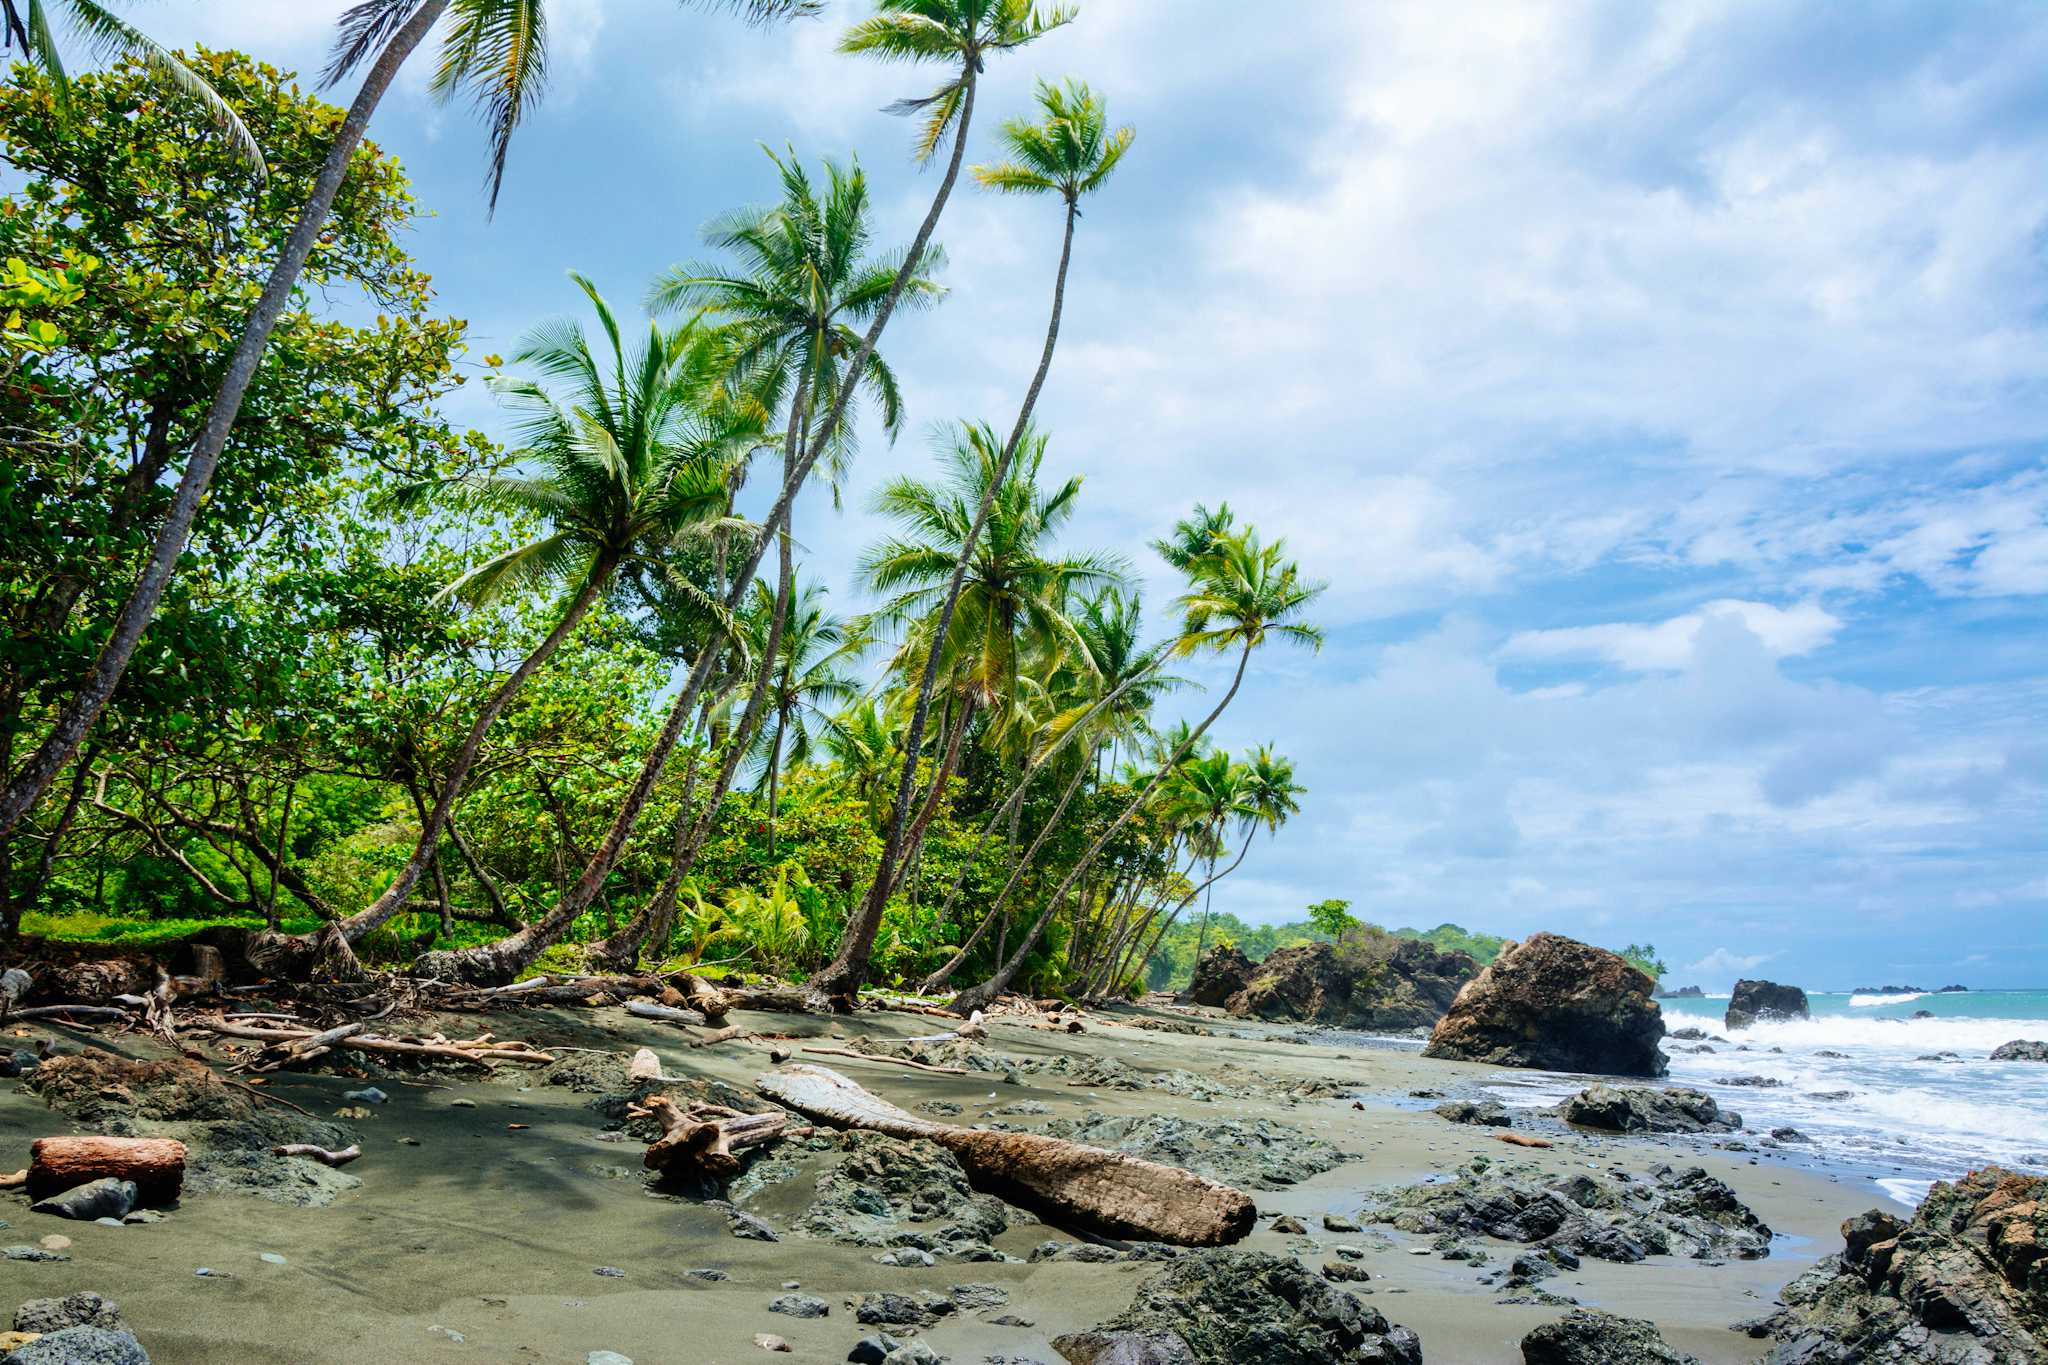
1851, 983, 1968, 994
1655, 984, 1704, 998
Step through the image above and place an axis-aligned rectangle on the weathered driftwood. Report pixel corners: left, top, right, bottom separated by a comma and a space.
756, 1065, 1255, 1246
4, 1003, 134, 1022
630, 1094, 803, 1179
624, 999, 709, 1028
1496, 1132, 1553, 1149
690, 1025, 748, 1049
799, 1046, 966, 1076
190, 1017, 553, 1068
28, 1135, 187, 1204
271, 1143, 361, 1167
905, 1010, 986, 1045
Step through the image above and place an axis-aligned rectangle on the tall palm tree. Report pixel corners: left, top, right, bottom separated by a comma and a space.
1173, 749, 1252, 968
818, 75, 1128, 999
248, 278, 756, 971
949, 525, 1326, 1014
2, 0, 265, 171
0, 0, 819, 849
822, 699, 899, 825
410, 0, 1067, 989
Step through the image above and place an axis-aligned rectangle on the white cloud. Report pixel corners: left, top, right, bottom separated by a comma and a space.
1681, 948, 1778, 980
1501, 600, 1841, 671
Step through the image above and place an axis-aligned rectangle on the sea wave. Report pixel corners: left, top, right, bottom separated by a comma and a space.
1660, 1008, 2042, 1056
1849, 991, 1927, 1007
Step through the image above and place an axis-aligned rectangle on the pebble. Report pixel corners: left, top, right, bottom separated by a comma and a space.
344, 1087, 388, 1104
195, 1267, 232, 1278
122, 1211, 165, 1226
586, 1353, 632, 1365
753, 1334, 792, 1352
428, 1326, 466, 1343
766, 1293, 829, 1319
40, 1235, 71, 1250
450, 1098, 477, 1109
259, 1252, 287, 1265
593, 1266, 626, 1278
781, 1281, 800, 1290
685, 1269, 728, 1282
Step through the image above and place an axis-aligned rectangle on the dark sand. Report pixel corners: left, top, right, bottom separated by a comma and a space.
0, 1001, 1895, 1364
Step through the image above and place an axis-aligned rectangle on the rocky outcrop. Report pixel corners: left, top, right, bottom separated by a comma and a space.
1990, 1040, 2047, 1062
1521, 1309, 1700, 1363
1363, 1156, 1771, 1263
1186, 945, 1255, 1007
1657, 985, 1705, 999
1754, 1166, 2045, 1363
1725, 979, 1808, 1030
1217, 939, 1477, 1032
1057, 1248, 1422, 1364
1422, 933, 1667, 1076
1559, 1084, 1739, 1134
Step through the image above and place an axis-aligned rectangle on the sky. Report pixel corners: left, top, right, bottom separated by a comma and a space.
150, 0, 2048, 990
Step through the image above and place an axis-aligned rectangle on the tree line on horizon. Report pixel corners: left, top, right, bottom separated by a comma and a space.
0, 1, 1328, 1008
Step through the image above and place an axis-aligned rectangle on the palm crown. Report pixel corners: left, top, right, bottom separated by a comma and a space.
1172, 528, 1328, 658
974, 77, 1131, 205
838, 0, 1075, 161
435, 274, 765, 610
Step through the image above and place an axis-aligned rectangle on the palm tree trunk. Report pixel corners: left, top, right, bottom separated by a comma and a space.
816, 197, 1078, 1000
1190, 850, 1220, 970
949, 641, 1253, 1015
918, 750, 1089, 993
0, 0, 453, 849
764, 705, 788, 857
886, 693, 975, 900
589, 744, 703, 969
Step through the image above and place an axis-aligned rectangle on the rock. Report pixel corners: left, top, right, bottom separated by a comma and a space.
1668, 1028, 1710, 1041
30, 1179, 136, 1222
1040, 1111, 1344, 1190
1321, 1261, 1371, 1282
3, 1246, 70, 1262
873, 1247, 935, 1267
725, 1209, 780, 1242
767, 1294, 829, 1319
790, 1132, 1006, 1260
1911, 1009, 1935, 1020
4, 1327, 151, 1364
1186, 945, 1256, 1007
1072, 1248, 1422, 1364
1753, 1166, 2046, 1362
1362, 1157, 1771, 1262
1222, 939, 1478, 1031
1322, 1214, 1360, 1232
854, 1291, 956, 1329
1722, 1075, 1783, 1088
753, 1333, 791, 1352
1990, 1040, 2048, 1062
686, 1268, 728, 1281
1657, 985, 1705, 998
1725, 980, 1808, 1031
1423, 933, 1667, 1076
1560, 1085, 1739, 1134
14, 1293, 122, 1334
587, 1354, 633, 1365
1520, 1309, 1702, 1363
1271, 1215, 1307, 1235
1770, 1127, 1812, 1144
1433, 1098, 1513, 1127
1053, 1330, 1199, 1364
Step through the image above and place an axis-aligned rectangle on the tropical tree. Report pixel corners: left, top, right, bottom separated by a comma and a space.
0, 0, 819, 844
248, 278, 756, 970
741, 577, 861, 852
949, 524, 1326, 1013
817, 70, 1128, 1000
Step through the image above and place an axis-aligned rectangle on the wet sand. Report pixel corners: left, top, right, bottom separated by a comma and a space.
0, 1001, 1894, 1364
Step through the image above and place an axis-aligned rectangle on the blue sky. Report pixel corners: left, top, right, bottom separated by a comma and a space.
167, 1, 2047, 989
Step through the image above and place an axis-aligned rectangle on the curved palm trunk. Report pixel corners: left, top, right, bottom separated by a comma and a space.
0, 0, 453, 848
1189, 849, 1220, 969
816, 196, 1079, 1000
949, 641, 1252, 1016
918, 750, 1090, 993
1112, 837, 1253, 998
588, 744, 703, 969
886, 693, 976, 897
764, 705, 788, 856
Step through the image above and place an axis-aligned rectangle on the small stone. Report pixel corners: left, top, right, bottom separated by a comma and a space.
121, 1211, 165, 1226
767, 1293, 829, 1319
753, 1334, 792, 1352
39, 1235, 71, 1251
450, 1098, 477, 1109
586, 1353, 633, 1365
194, 1267, 231, 1278
727, 1210, 779, 1242
873, 1247, 935, 1267
1320, 1261, 1370, 1282
1269, 1214, 1307, 1235
847, 1338, 900, 1365
593, 1266, 626, 1278
428, 1326, 466, 1343
781, 1281, 800, 1290
686, 1268, 728, 1282
4, 1246, 69, 1262
259, 1252, 288, 1265
344, 1086, 388, 1104
1321, 1213, 1359, 1232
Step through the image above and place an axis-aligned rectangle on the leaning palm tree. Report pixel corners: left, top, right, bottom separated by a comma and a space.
0, 0, 820, 849
410, 0, 1070, 989
247, 278, 758, 973
817, 73, 1128, 1000
2, 0, 265, 171
948, 525, 1326, 1014
743, 577, 862, 852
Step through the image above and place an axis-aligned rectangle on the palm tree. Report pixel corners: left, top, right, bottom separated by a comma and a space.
742, 577, 862, 852
2, 0, 265, 171
247, 277, 756, 972
408, 0, 1070, 990
0, 0, 819, 849
822, 700, 899, 825
948, 525, 1326, 1014
818, 74, 1127, 1000
1170, 748, 1252, 968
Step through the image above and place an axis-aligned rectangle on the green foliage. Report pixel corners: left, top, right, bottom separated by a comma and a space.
1393, 922, 1509, 965
1617, 941, 1668, 982
1306, 897, 1356, 938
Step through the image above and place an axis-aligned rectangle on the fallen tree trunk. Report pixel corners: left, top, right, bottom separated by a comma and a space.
625, 999, 709, 1028
800, 1046, 966, 1076
190, 1018, 553, 1068
29, 1135, 186, 1204
755, 1065, 1255, 1246
630, 1094, 803, 1179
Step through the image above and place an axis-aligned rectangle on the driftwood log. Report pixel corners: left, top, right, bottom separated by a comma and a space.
28, 1135, 187, 1203
271, 1143, 361, 1167
630, 1095, 803, 1179
756, 1065, 1255, 1246
624, 1000, 708, 1028
799, 1046, 966, 1076
190, 1017, 554, 1068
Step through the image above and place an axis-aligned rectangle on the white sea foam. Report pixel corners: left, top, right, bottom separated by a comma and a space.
1849, 991, 1927, 1007
1660, 1008, 2034, 1056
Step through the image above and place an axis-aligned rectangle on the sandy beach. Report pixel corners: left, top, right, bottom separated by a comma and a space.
0, 998, 1895, 1365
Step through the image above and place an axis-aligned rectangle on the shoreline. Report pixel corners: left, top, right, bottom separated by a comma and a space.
0, 999, 1921, 1363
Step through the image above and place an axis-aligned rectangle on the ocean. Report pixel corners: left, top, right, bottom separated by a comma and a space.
1467, 988, 2048, 1207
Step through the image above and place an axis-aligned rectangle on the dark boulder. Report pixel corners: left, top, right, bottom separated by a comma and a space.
1422, 933, 1667, 1076
1433, 1098, 1513, 1127
1754, 1166, 2046, 1363
1990, 1040, 2048, 1062
1726, 979, 1808, 1030
1066, 1248, 1422, 1364
1559, 1084, 1738, 1134
1185, 944, 1256, 1007
1521, 1309, 1701, 1363
1221, 939, 1477, 1031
